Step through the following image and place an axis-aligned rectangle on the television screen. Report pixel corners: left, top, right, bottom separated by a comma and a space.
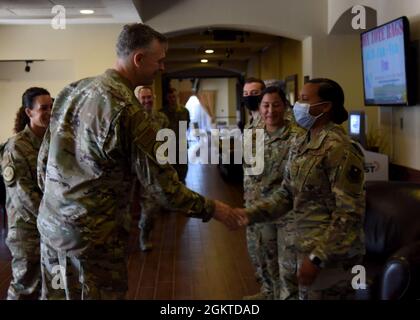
361, 17, 411, 106
350, 114, 361, 135
348, 111, 366, 148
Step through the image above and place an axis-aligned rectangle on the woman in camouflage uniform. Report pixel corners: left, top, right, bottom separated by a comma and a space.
243, 79, 365, 300
243, 86, 303, 299
1, 87, 52, 299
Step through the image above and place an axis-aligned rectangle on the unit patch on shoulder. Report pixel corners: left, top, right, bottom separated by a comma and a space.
3, 165, 15, 183
347, 165, 362, 184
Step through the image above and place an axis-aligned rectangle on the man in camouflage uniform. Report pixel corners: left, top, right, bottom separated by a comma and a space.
241, 77, 268, 300
1, 88, 53, 299
241, 79, 365, 300
135, 86, 169, 251
243, 78, 265, 131
36, 23, 238, 300
161, 87, 190, 183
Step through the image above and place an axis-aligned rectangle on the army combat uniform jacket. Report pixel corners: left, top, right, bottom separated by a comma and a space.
148, 110, 169, 131
243, 120, 304, 299
161, 104, 190, 132
161, 104, 190, 181
137, 109, 170, 236
37, 69, 214, 299
246, 122, 365, 268
244, 121, 304, 210
1, 125, 43, 299
244, 112, 263, 131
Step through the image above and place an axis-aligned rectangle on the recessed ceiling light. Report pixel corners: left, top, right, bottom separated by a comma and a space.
205, 49, 214, 54
80, 9, 94, 15
200, 59, 208, 63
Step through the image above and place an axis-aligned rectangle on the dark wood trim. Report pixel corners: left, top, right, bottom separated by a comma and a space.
389, 163, 420, 182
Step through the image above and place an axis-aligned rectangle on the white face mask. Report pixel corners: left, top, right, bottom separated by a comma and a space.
293, 101, 326, 130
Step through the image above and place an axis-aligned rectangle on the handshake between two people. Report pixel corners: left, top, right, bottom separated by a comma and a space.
210, 201, 321, 286
212, 200, 249, 230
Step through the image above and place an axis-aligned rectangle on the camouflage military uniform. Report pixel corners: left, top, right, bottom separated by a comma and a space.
37, 69, 214, 300
244, 119, 304, 300
137, 110, 170, 244
243, 111, 266, 297
246, 122, 365, 300
1, 125, 42, 300
161, 105, 190, 182
148, 110, 170, 130
245, 112, 263, 130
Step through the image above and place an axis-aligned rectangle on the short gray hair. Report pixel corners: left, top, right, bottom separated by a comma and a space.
116, 23, 167, 58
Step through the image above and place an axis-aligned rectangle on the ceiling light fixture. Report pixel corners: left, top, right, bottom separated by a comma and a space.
205, 49, 214, 54
80, 9, 94, 15
200, 59, 208, 63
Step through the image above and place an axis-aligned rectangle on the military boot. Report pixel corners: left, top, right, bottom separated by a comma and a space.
139, 229, 153, 251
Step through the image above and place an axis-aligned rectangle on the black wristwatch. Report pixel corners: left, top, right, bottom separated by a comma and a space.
309, 253, 324, 268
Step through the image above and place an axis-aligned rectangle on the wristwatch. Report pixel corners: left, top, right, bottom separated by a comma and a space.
309, 253, 324, 268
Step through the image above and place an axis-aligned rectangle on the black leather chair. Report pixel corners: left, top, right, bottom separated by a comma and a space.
0, 177, 6, 230
360, 181, 420, 300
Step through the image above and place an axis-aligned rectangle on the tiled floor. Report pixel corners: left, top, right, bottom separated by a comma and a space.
0, 164, 258, 299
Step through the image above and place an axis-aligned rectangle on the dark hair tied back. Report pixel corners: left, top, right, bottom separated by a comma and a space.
14, 87, 50, 133
307, 78, 348, 124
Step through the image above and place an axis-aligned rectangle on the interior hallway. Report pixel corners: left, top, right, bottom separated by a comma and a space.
0, 164, 259, 300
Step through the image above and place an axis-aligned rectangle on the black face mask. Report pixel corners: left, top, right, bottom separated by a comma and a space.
242, 95, 261, 111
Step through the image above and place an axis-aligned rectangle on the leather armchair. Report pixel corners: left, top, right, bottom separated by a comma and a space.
359, 181, 420, 300
0, 177, 5, 229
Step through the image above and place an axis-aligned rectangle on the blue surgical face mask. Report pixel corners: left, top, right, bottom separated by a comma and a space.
293, 101, 326, 130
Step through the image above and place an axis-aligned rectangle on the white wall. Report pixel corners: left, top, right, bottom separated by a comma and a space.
302, 37, 313, 78
200, 78, 230, 125
0, 24, 122, 141
325, 0, 420, 169
329, 0, 420, 38
144, 0, 328, 40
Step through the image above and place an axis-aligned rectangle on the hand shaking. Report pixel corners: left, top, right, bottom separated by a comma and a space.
213, 200, 249, 230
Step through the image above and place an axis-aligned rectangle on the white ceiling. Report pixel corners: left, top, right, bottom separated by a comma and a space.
0, 0, 141, 24
0, 1, 285, 76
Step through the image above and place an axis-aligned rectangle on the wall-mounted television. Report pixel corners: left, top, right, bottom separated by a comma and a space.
361, 16, 414, 106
